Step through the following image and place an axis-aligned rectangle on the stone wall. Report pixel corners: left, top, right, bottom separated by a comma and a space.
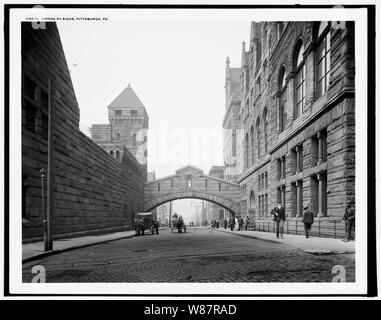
22, 22, 145, 241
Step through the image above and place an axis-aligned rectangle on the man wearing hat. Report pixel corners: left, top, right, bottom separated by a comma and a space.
302, 204, 314, 238
271, 202, 286, 238
343, 200, 355, 242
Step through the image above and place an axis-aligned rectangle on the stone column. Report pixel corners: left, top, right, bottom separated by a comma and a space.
275, 92, 281, 134
296, 180, 302, 218
296, 146, 300, 173
304, 43, 316, 112
317, 173, 324, 217
281, 157, 286, 179
286, 72, 295, 126
281, 186, 285, 209
317, 131, 323, 164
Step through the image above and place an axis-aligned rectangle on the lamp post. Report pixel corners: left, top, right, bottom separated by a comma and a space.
40, 168, 50, 251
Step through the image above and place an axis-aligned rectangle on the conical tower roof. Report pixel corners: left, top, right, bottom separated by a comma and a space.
107, 83, 145, 109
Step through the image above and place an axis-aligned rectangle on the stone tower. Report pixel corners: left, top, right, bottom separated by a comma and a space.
91, 84, 149, 175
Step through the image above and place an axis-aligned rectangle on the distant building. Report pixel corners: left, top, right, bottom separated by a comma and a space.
91, 84, 149, 178
147, 171, 156, 182
223, 58, 242, 183
224, 21, 355, 220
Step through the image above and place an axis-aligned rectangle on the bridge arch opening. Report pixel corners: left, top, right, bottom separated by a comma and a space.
144, 191, 240, 218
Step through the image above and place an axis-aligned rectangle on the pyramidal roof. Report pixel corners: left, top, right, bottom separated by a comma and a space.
107, 83, 145, 109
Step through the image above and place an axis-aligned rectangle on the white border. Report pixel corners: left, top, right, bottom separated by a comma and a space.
8, 7, 368, 296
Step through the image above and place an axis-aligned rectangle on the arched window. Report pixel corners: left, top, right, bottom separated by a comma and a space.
294, 40, 305, 119
245, 133, 249, 169
116, 150, 120, 160
250, 126, 255, 165
316, 21, 331, 98
250, 191, 255, 209
278, 67, 287, 132
256, 117, 261, 158
132, 133, 136, 146
263, 108, 268, 153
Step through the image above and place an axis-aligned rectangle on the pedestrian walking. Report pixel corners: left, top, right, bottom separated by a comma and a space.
238, 216, 244, 231
302, 204, 314, 238
223, 218, 228, 229
343, 200, 355, 242
271, 202, 286, 238
234, 216, 239, 231
229, 216, 235, 231
245, 216, 250, 230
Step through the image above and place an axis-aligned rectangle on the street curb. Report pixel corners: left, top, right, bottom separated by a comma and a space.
209, 227, 282, 244
23, 227, 170, 263
209, 227, 356, 254
22, 234, 135, 264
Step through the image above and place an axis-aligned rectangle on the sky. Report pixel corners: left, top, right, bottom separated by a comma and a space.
57, 12, 251, 220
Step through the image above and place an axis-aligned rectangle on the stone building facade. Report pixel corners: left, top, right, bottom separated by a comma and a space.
91, 84, 149, 178
223, 58, 242, 183
206, 166, 226, 221
223, 21, 355, 221
22, 22, 145, 241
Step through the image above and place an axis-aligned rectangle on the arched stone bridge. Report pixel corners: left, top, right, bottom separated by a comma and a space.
144, 165, 241, 216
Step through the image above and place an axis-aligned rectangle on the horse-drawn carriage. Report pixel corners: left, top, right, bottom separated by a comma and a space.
134, 212, 159, 236
171, 213, 186, 233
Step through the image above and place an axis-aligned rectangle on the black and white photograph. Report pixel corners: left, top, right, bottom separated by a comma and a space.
2, 1, 378, 299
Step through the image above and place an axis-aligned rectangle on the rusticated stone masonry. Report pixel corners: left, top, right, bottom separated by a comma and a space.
22, 22, 145, 241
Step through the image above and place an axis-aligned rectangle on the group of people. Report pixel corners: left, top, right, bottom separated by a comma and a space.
271, 200, 355, 241
210, 219, 220, 228
221, 216, 250, 231
209, 201, 355, 242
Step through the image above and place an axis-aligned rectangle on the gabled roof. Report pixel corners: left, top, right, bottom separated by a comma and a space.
175, 165, 204, 175
107, 83, 145, 109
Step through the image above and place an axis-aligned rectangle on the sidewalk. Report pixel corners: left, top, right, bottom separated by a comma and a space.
23, 230, 137, 263
210, 228, 355, 254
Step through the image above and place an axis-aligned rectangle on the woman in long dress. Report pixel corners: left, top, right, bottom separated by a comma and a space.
234, 216, 239, 231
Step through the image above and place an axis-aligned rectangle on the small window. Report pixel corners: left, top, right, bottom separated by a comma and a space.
131, 110, 138, 116
133, 133, 136, 146
24, 76, 37, 100
115, 110, 122, 116
219, 183, 222, 191
40, 114, 48, 140
41, 90, 48, 112
116, 150, 120, 160
158, 183, 161, 192
25, 102, 36, 133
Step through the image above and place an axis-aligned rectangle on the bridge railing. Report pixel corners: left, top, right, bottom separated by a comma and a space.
246, 219, 354, 239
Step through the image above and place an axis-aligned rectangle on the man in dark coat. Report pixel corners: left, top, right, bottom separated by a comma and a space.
223, 218, 228, 229
271, 202, 286, 238
238, 216, 244, 231
302, 204, 314, 238
343, 201, 355, 242
245, 216, 250, 230
229, 216, 235, 231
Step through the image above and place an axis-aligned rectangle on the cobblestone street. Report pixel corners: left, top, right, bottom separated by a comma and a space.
22, 228, 355, 283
